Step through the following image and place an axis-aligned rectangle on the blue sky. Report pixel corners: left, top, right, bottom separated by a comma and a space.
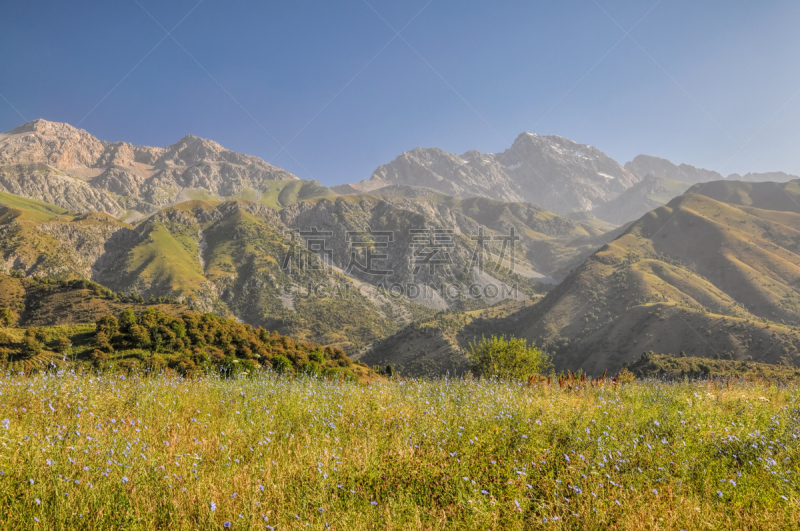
1, 1, 799, 184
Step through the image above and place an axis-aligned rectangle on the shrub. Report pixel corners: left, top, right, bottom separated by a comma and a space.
466, 335, 552, 380
89, 349, 108, 368
118, 309, 137, 333
0, 308, 13, 327
299, 361, 322, 378
94, 331, 114, 353
20, 337, 42, 359
96, 315, 119, 337
0, 331, 12, 346
145, 354, 167, 373
617, 368, 635, 384
54, 337, 71, 353
271, 355, 293, 374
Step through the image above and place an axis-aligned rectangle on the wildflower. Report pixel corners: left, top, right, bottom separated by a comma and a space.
370, 501, 378, 505
35, 498, 41, 504
122, 476, 129, 484
210, 501, 217, 511
223, 522, 231, 528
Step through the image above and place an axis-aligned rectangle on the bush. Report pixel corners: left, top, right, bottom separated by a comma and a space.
617, 368, 635, 384
0, 331, 12, 346
89, 349, 108, 369
144, 354, 167, 373
54, 336, 71, 353
20, 337, 42, 359
299, 361, 322, 378
96, 315, 119, 337
0, 308, 13, 327
94, 331, 114, 353
271, 355, 293, 374
118, 309, 137, 333
466, 335, 552, 380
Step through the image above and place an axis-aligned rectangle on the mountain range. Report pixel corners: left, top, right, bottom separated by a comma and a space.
1, 119, 799, 375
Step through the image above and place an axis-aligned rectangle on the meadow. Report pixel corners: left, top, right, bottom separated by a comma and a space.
0, 371, 797, 530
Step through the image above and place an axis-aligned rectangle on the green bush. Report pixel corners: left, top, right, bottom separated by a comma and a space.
54, 337, 71, 353
0, 308, 13, 327
466, 335, 551, 380
20, 337, 42, 359
299, 361, 322, 378
271, 355, 293, 374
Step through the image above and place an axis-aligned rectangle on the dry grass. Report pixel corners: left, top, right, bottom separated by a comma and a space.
0, 372, 797, 529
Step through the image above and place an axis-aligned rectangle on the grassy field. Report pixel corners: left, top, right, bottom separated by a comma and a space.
0, 372, 797, 530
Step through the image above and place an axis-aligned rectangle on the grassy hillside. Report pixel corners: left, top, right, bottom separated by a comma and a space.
93, 200, 402, 351
509, 180, 800, 374
0, 274, 186, 327
0, 191, 129, 279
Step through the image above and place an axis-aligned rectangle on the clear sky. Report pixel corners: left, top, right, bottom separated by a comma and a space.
1, 1, 799, 185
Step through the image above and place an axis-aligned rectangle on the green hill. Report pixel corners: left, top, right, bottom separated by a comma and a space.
508, 180, 800, 374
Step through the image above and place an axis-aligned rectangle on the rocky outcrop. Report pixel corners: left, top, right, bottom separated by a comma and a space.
0, 119, 301, 217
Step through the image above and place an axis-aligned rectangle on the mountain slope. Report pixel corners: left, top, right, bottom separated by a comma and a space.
508, 180, 800, 374
624, 155, 724, 183
590, 176, 690, 225
337, 132, 641, 215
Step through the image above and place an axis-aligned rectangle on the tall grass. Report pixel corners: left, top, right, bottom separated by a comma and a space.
0, 371, 797, 529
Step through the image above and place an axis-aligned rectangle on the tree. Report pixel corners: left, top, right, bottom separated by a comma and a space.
96, 315, 119, 337
94, 331, 114, 353
55, 336, 71, 353
0, 308, 13, 327
129, 325, 151, 349
118, 309, 137, 333
466, 335, 551, 380
20, 337, 42, 359
90, 349, 108, 369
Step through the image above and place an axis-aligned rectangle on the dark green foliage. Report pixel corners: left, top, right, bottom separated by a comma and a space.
95, 315, 119, 337
299, 361, 322, 378
89, 308, 357, 377
54, 336, 71, 352
20, 337, 42, 359
0, 308, 13, 327
89, 349, 108, 368
94, 331, 114, 353
271, 355, 293, 374
118, 309, 137, 333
